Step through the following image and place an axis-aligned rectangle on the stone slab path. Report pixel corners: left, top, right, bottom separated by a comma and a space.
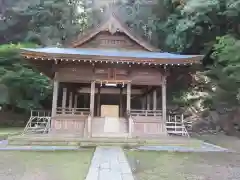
85, 146, 134, 180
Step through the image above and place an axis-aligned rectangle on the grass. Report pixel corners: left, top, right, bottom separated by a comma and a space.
0, 127, 23, 140
125, 150, 240, 180
0, 150, 94, 180
193, 133, 240, 152
126, 150, 194, 180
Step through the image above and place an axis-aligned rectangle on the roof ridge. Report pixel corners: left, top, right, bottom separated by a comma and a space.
70, 7, 159, 51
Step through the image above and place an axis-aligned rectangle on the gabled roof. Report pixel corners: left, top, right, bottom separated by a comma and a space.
70, 13, 159, 51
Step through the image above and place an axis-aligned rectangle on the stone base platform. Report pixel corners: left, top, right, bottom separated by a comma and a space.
8, 134, 202, 148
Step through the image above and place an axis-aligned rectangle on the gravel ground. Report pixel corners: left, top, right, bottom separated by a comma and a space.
126, 150, 240, 180
0, 150, 93, 180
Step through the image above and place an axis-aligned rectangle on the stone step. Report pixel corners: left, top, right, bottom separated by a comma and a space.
80, 141, 139, 147
92, 133, 129, 138
8, 135, 202, 147
91, 117, 128, 134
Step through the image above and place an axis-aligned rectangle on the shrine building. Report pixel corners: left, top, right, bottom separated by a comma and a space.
20, 14, 203, 138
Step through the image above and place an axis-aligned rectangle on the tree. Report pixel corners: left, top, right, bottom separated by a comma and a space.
0, 0, 87, 45
0, 0, 88, 112
0, 43, 51, 111
205, 35, 240, 110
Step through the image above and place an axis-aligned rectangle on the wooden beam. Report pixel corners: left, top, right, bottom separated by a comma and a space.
78, 87, 142, 95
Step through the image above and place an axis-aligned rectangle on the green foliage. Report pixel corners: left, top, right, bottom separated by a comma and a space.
0, 43, 51, 111
0, 0, 88, 112
1, 0, 240, 113
0, 0, 87, 45
149, 0, 240, 110
205, 35, 240, 109
25, 0, 87, 45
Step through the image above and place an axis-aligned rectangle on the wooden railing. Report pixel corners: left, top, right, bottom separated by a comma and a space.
130, 109, 162, 117
56, 108, 90, 116
129, 110, 190, 137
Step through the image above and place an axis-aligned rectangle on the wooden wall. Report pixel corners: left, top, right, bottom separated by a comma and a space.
56, 63, 163, 86
75, 32, 146, 51
51, 115, 86, 135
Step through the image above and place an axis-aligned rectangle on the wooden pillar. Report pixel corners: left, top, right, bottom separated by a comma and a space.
126, 82, 131, 113
69, 92, 73, 109
90, 81, 95, 116
153, 90, 157, 111
147, 94, 151, 110
141, 97, 145, 110
162, 75, 167, 122
97, 87, 101, 116
88, 81, 95, 137
62, 88, 67, 114
145, 94, 148, 110
51, 74, 59, 117
74, 94, 78, 109
120, 88, 123, 116
83, 94, 87, 108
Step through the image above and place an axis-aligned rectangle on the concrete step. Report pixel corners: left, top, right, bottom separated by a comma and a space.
8, 135, 202, 147
92, 117, 128, 134
92, 133, 129, 138
80, 141, 139, 147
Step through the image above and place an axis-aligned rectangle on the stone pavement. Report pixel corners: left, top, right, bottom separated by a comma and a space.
85, 146, 134, 180
137, 142, 231, 152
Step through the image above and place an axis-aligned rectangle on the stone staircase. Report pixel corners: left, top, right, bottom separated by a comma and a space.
92, 117, 129, 138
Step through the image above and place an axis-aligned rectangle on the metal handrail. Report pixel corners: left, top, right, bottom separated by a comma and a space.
23, 110, 51, 135
30, 110, 51, 117
166, 113, 189, 137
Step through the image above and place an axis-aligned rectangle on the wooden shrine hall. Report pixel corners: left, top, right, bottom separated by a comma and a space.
20, 14, 204, 138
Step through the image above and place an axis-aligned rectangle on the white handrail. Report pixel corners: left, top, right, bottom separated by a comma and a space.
23, 110, 51, 135
166, 113, 190, 137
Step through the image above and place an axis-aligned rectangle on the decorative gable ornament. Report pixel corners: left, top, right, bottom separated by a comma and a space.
106, 16, 121, 34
